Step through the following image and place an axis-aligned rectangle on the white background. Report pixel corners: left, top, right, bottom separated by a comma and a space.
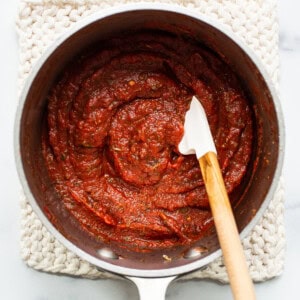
1, 1, 299, 299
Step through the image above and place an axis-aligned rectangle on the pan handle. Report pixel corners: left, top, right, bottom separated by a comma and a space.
127, 276, 176, 300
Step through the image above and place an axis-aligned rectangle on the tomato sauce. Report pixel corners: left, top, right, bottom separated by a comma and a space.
42, 31, 253, 252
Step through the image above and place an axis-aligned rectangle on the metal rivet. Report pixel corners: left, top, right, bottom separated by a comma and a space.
183, 246, 208, 259
97, 247, 119, 260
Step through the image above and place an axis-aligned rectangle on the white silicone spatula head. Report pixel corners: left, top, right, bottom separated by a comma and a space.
178, 96, 216, 158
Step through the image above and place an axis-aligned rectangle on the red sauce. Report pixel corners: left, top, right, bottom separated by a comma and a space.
42, 31, 253, 252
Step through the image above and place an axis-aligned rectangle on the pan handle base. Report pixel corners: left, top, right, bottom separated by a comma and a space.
127, 276, 176, 300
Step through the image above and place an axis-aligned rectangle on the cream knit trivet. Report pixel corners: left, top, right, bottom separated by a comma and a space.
17, 0, 285, 282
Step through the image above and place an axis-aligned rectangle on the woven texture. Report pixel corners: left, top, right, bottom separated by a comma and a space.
17, 0, 285, 282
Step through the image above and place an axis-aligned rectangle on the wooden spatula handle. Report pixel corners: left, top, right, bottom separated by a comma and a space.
199, 151, 256, 300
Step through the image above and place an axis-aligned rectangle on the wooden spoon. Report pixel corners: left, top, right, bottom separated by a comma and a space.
179, 96, 256, 300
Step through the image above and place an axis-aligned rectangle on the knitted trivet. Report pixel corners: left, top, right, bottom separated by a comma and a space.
17, 0, 285, 282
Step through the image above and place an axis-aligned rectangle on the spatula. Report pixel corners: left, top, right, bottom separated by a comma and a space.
179, 96, 256, 300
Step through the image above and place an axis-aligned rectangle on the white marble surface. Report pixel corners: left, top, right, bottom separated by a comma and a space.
1, 1, 299, 299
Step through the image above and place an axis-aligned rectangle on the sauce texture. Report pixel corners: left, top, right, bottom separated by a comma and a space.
42, 31, 253, 252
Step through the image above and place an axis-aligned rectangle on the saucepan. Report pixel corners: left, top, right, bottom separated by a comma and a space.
14, 3, 284, 299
